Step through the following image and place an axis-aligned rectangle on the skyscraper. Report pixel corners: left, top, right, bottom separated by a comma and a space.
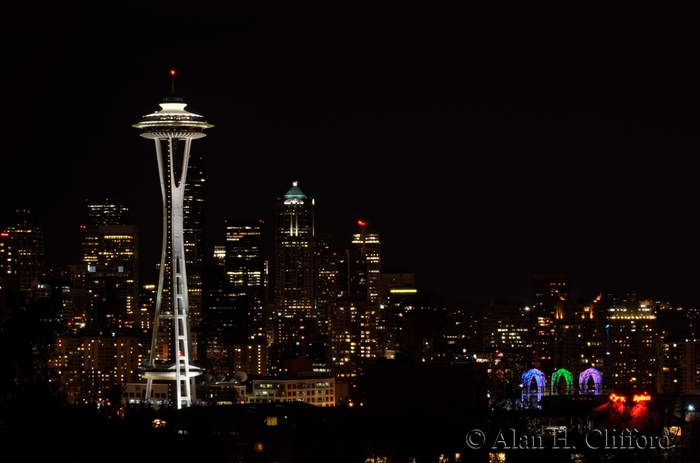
314, 233, 345, 336
274, 181, 315, 319
0, 231, 10, 317
225, 220, 266, 302
530, 272, 569, 369
80, 199, 139, 333
183, 155, 206, 268
133, 88, 213, 409
351, 220, 381, 304
225, 220, 267, 342
606, 296, 658, 392
86, 198, 130, 226
1, 209, 45, 295
183, 154, 206, 329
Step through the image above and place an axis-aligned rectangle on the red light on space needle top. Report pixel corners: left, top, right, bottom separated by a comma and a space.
171, 70, 176, 76
358, 220, 368, 227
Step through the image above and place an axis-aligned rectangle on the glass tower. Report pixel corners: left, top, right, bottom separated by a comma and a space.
274, 181, 315, 319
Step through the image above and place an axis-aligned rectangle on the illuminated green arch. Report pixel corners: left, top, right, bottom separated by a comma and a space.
551, 368, 574, 395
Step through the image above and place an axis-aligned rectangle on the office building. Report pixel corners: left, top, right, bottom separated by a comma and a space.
656, 336, 700, 395
380, 270, 415, 307
530, 272, 569, 370
85, 198, 130, 225
199, 265, 250, 375
1, 209, 45, 295
224, 220, 266, 299
552, 297, 608, 392
313, 233, 345, 336
233, 343, 269, 377
351, 220, 381, 304
274, 181, 315, 319
80, 199, 139, 333
183, 154, 206, 328
482, 299, 532, 353
606, 296, 658, 392
249, 372, 336, 407
329, 296, 377, 391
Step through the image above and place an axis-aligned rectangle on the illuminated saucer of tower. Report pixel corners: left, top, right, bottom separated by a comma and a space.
133, 89, 213, 409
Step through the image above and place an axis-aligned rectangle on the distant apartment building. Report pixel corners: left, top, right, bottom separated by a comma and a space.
380, 270, 415, 308
656, 336, 700, 395
606, 296, 659, 392
482, 299, 532, 353
530, 272, 569, 371
329, 297, 377, 384
54, 335, 142, 404
249, 373, 336, 407
122, 382, 169, 407
233, 343, 268, 377
552, 297, 608, 388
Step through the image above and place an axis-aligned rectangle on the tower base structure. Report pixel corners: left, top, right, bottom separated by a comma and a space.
142, 362, 203, 408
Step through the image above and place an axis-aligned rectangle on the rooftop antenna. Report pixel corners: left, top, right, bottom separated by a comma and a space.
170, 69, 176, 94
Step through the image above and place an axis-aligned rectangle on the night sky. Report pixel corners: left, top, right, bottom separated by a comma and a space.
3, 2, 700, 307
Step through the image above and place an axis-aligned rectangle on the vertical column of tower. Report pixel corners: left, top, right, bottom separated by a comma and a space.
133, 93, 213, 409
171, 136, 192, 407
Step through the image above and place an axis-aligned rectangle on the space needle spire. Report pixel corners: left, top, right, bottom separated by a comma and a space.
133, 72, 214, 408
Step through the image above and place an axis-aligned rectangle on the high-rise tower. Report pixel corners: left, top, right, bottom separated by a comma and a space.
80, 199, 139, 333
530, 272, 569, 370
1, 209, 45, 296
350, 220, 381, 304
274, 181, 315, 319
225, 220, 266, 302
133, 82, 213, 409
183, 154, 206, 329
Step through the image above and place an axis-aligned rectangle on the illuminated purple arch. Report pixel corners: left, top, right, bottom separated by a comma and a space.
551, 368, 574, 395
522, 368, 546, 395
578, 367, 603, 394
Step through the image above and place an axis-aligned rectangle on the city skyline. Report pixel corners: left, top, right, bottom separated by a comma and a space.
4, 2, 700, 307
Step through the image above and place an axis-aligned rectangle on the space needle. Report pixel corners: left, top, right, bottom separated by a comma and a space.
133, 71, 213, 408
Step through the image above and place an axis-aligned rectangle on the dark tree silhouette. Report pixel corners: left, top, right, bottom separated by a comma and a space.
0, 291, 64, 411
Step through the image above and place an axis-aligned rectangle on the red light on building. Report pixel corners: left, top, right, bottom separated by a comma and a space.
610, 393, 627, 403
609, 392, 651, 405
358, 220, 368, 227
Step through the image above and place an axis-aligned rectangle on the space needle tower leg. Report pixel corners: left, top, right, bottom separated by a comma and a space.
170, 136, 193, 407
133, 81, 213, 409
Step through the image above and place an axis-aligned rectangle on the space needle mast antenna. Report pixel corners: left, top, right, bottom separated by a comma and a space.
133, 71, 214, 408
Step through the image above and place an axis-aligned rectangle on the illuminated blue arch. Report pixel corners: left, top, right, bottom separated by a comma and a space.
551, 368, 574, 395
522, 368, 546, 395
579, 367, 603, 394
